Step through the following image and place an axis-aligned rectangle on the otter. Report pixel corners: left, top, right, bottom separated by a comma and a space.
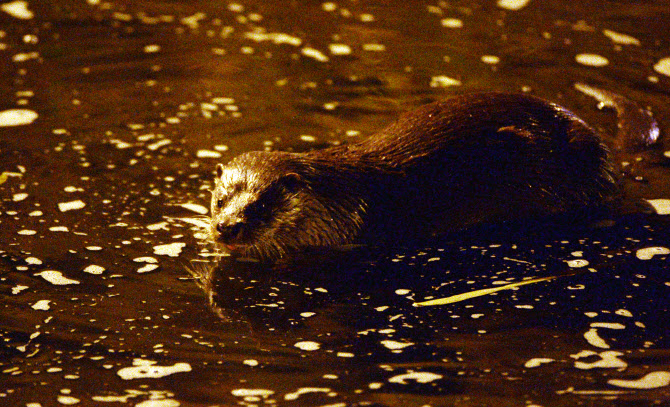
209, 85, 659, 260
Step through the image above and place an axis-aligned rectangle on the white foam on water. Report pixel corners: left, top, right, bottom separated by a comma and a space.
380, 340, 414, 351
329, 43, 351, 55
58, 200, 86, 212
180, 203, 208, 214
608, 371, 670, 389
31, 299, 51, 310
524, 358, 555, 368
231, 388, 274, 398
441, 18, 464, 28
35, 270, 80, 285
430, 75, 462, 87
497, 0, 531, 11
1, 1, 34, 19
301, 47, 329, 62
294, 341, 320, 351
0, 109, 38, 126
653, 57, 670, 77
636, 246, 670, 260
575, 53, 609, 67
646, 199, 670, 214
117, 359, 191, 380
83, 265, 105, 275
388, 371, 443, 384
602, 29, 640, 45
284, 387, 331, 401
153, 242, 185, 257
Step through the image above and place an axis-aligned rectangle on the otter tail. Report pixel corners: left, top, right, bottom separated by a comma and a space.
574, 82, 660, 152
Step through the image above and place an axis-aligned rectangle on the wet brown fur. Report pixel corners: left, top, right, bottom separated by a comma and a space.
210, 92, 621, 260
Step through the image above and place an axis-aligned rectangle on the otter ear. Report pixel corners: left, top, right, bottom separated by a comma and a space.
281, 172, 304, 192
216, 163, 225, 179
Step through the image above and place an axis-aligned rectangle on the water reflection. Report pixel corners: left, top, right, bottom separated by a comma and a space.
188, 215, 670, 403
1, 0, 670, 406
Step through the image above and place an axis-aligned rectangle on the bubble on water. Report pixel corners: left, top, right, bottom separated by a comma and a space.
1, 1, 34, 19
25, 257, 42, 265
231, 388, 274, 398
134, 257, 158, 263
147, 221, 169, 231
0, 109, 38, 126
380, 340, 414, 351
575, 53, 609, 67
388, 371, 443, 384
441, 18, 463, 28
294, 341, 320, 351
430, 75, 462, 87
153, 242, 185, 257
135, 400, 180, 407
56, 396, 80, 405
83, 265, 105, 275
117, 359, 191, 380
646, 198, 670, 214
181, 12, 206, 29
143, 44, 161, 53
58, 200, 86, 212
322, 2, 337, 12
329, 43, 352, 55
362, 43, 385, 52
180, 203, 208, 214
524, 358, 555, 368
137, 264, 159, 273
196, 149, 222, 158
301, 47, 329, 62
244, 31, 302, 46
608, 371, 670, 389
497, 0, 531, 11
31, 299, 51, 310
49, 226, 69, 232
572, 350, 627, 370
636, 246, 670, 260
566, 259, 589, 268
583, 328, 610, 349
602, 29, 640, 45
12, 52, 39, 62
653, 57, 670, 77
35, 270, 80, 285
284, 387, 331, 401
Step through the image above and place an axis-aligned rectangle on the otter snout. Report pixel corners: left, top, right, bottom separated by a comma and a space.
215, 220, 244, 242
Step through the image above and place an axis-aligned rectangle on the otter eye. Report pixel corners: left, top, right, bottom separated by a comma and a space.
216, 199, 224, 208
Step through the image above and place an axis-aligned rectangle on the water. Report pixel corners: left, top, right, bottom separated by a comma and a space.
1, 1, 669, 406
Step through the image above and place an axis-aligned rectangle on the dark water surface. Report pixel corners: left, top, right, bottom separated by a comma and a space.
1, 1, 670, 406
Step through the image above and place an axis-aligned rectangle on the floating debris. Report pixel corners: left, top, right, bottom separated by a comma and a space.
414, 275, 559, 306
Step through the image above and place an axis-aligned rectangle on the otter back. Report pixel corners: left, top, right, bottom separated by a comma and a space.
210, 91, 658, 260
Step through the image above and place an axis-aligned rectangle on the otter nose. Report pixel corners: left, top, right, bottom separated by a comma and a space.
216, 221, 243, 241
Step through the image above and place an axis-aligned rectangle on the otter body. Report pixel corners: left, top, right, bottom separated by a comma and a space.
210, 91, 653, 260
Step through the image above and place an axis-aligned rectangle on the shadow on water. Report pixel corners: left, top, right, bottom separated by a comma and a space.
180, 209, 670, 404
195, 210, 670, 336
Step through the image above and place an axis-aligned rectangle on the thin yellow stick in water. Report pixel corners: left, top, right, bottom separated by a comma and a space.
413, 275, 559, 307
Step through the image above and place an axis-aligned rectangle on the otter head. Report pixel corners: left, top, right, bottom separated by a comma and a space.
210, 155, 301, 258
210, 151, 366, 260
